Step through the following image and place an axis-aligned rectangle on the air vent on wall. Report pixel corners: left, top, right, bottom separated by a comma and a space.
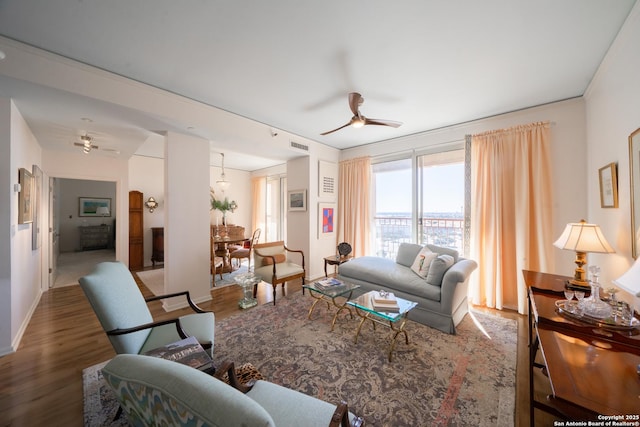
290, 141, 309, 151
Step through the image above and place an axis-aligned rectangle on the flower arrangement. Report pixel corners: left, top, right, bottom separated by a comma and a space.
210, 188, 237, 225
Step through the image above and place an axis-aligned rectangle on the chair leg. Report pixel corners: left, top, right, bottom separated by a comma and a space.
272, 284, 277, 305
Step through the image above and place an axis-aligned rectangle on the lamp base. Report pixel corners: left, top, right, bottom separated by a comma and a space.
567, 279, 591, 291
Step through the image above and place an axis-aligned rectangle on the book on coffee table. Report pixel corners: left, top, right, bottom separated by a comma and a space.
371, 291, 400, 313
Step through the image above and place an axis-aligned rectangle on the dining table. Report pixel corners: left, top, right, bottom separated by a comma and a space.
212, 236, 249, 273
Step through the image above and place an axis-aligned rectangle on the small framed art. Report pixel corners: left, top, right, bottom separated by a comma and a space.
318, 203, 335, 239
18, 168, 34, 224
288, 190, 307, 212
598, 162, 618, 208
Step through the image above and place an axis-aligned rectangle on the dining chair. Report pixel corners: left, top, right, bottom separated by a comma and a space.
230, 228, 261, 270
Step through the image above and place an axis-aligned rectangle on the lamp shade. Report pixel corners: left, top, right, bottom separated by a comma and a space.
613, 259, 640, 297
553, 220, 615, 254
96, 206, 110, 216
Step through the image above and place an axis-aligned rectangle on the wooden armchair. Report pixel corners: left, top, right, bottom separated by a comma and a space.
79, 261, 215, 357
253, 241, 305, 305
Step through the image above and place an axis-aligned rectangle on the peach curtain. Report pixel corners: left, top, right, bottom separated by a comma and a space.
337, 156, 371, 257
251, 176, 266, 243
470, 122, 553, 314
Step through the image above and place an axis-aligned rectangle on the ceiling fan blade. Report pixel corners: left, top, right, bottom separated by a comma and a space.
73, 142, 99, 149
364, 118, 403, 128
320, 122, 351, 136
348, 92, 363, 116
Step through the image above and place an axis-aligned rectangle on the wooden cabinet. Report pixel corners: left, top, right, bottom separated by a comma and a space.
79, 225, 110, 251
129, 191, 144, 271
151, 227, 164, 266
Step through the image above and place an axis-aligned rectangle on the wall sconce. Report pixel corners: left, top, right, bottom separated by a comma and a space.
145, 197, 159, 213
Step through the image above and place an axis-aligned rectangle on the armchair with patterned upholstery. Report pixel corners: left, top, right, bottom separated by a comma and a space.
102, 354, 364, 427
253, 240, 305, 305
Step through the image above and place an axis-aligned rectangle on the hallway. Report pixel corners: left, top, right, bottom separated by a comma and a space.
53, 249, 116, 287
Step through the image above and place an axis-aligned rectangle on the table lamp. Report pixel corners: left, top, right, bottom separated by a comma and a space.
553, 219, 615, 287
613, 258, 640, 298
96, 206, 110, 225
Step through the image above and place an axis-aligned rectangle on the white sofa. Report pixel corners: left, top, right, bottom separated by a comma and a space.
337, 243, 477, 334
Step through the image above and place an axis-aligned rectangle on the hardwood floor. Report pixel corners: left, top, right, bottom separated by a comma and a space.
0, 270, 551, 426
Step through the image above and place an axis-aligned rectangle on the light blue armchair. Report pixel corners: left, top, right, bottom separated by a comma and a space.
102, 354, 364, 427
79, 261, 215, 356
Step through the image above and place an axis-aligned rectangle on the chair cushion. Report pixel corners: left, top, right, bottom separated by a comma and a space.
139, 312, 215, 356
254, 262, 304, 283
79, 262, 153, 354
248, 380, 347, 427
262, 253, 286, 265
102, 354, 275, 427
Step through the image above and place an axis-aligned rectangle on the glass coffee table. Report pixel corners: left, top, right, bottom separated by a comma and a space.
303, 280, 360, 331
347, 291, 418, 362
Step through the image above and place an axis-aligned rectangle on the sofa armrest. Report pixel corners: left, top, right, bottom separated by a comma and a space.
440, 258, 478, 308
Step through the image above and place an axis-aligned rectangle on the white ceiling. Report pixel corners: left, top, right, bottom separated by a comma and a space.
0, 0, 636, 171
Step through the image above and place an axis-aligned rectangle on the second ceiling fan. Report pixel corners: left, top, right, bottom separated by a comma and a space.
321, 92, 402, 136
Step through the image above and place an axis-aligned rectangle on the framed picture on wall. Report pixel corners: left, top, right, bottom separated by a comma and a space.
598, 162, 618, 208
31, 165, 43, 249
318, 203, 335, 239
18, 168, 34, 224
318, 160, 338, 198
79, 197, 112, 217
288, 190, 307, 212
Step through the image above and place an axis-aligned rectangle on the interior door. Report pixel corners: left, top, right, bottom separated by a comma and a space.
128, 190, 144, 271
48, 177, 59, 287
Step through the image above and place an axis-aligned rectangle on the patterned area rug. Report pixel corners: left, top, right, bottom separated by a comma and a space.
214, 291, 517, 427
83, 291, 517, 427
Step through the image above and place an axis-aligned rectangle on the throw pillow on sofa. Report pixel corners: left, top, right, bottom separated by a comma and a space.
426, 254, 455, 286
410, 247, 438, 277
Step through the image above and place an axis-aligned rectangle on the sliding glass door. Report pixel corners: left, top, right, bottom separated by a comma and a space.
372, 148, 466, 259
416, 150, 465, 253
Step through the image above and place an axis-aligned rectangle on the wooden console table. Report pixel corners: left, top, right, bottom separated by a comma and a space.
524, 270, 640, 424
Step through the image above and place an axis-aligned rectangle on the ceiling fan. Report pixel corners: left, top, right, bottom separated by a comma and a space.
320, 92, 402, 136
73, 133, 118, 154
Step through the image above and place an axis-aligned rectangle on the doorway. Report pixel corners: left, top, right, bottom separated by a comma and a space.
50, 177, 117, 287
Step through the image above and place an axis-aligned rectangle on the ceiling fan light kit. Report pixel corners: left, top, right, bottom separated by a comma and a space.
321, 92, 402, 136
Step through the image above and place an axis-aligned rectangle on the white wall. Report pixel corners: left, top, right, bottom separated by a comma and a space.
1, 99, 43, 356
585, 4, 640, 307
342, 97, 588, 275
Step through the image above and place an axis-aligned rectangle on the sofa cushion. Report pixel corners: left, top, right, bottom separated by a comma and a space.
396, 243, 424, 267
426, 244, 459, 264
338, 256, 442, 301
410, 247, 437, 277
426, 254, 455, 286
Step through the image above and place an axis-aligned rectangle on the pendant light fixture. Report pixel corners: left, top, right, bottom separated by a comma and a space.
216, 153, 231, 192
